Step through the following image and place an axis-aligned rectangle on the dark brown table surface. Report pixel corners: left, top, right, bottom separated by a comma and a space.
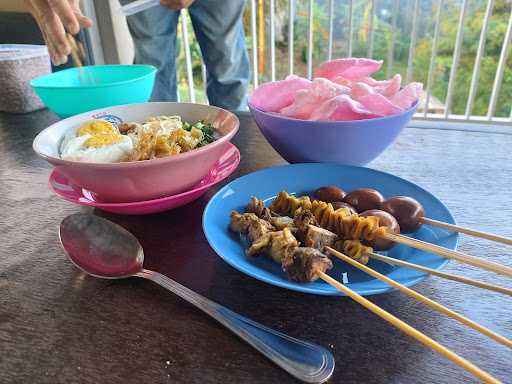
1, 110, 511, 384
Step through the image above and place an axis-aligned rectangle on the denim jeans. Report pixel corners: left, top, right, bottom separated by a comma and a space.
121, 0, 250, 111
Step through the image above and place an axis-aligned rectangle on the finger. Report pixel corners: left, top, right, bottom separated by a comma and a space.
44, 29, 66, 65
48, 0, 80, 34
24, 1, 65, 64
70, 0, 93, 28
42, 25, 67, 65
29, 6, 59, 64
76, 13, 93, 28
42, 21, 69, 64
45, 14, 71, 57
33, 0, 70, 55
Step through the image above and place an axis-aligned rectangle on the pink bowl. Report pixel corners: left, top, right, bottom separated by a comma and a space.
49, 143, 240, 215
33, 102, 239, 202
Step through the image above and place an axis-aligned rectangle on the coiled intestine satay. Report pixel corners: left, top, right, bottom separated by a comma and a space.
238, 193, 390, 266
270, 191, 312, 216
246, 196, 272, 221
333, 239, 373, 265
310, 200, 388, 241
269, 192, 389, 242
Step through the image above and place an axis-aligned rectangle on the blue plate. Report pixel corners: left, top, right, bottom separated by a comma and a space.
203, 163, 458, 296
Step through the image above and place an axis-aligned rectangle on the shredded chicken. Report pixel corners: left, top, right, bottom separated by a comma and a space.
129, 125, 157, 161
117, 122, 140, 134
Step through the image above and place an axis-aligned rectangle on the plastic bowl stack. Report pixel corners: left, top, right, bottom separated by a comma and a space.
33, 102, 240, 214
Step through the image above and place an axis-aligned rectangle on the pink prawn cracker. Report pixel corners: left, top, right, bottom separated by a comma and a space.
250, 58, 422, 121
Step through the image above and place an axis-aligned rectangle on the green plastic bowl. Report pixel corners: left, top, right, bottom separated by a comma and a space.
31, 64, 157, 117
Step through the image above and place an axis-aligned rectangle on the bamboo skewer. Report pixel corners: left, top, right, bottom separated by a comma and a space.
383, 232, 512, 278
368, 252, 512, 297
66, 33, 83, 67
420, 217, 512, 247
317, 271, 502, 384
326, 247, 512, 349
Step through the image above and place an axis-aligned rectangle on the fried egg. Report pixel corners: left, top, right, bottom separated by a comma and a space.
60, 120, 134, 163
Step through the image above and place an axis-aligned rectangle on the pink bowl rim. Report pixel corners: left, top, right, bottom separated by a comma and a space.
49, 143, 241, 208
247, 99, 418, 125
33, 102, 239, 169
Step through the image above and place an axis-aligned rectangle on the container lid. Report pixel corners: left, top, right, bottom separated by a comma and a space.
0, 44, 49, 61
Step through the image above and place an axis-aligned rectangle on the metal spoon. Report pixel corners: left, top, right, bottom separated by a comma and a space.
59, 213, 334, 383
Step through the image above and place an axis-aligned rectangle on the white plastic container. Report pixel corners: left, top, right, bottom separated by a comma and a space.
120, 0, 160, 16
0, 44, 51, 113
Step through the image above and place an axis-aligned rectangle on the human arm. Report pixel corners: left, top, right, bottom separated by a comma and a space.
24, 0, 92, 65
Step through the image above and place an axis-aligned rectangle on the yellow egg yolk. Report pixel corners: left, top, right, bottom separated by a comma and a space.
77, 120, 124, 148
78, 120, 116, 136
84, 133, 124, 148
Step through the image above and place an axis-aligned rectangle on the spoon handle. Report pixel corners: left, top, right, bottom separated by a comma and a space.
137, 269, 334, 383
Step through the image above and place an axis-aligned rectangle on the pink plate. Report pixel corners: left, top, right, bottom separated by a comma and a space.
49, 143, 240, 215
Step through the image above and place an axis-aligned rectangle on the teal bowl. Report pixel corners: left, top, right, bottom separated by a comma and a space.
31, 65, 156, 118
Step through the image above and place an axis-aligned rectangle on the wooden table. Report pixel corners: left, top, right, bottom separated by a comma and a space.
1, 110, 511, 384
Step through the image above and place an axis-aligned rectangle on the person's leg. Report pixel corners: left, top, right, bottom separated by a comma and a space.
120, 2, 180, 101
188, 0, 250, 110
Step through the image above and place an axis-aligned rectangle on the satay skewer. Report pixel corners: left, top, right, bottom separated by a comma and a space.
270, 193, 512, 277
66, 33, 83, 67
337, 189, 512, 247
317, 271, 502, 384
229, 209, 502, 383
379, 195, 512, 247
326, 247, 512, 349
419, 217, 512, 247
383, 232, 512, 278
367, 252, 512, 297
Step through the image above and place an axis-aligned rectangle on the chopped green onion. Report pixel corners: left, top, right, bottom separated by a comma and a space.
184, 120, 216, 147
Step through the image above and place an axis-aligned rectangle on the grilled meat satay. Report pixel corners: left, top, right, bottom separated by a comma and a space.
268, 228, 299, 263
229, 211, 274, 239
247, 217, 275, 243
282, 247, 333, 283
231, 209, 333, 283
229, 211, 260, 233
293, 208, 318, 242
246, 227, 299, 263
270, 216, 296, 231
303, 224, 338, 250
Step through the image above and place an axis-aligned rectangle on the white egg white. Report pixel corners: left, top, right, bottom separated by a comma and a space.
61, 134, 134, 163
59, 127, 80, 155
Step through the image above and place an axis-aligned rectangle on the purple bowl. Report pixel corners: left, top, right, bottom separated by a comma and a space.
248, 101, 417, 165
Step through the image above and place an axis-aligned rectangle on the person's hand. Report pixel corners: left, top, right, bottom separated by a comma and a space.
159, 0, 195, 10
24, 0, 92, 65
